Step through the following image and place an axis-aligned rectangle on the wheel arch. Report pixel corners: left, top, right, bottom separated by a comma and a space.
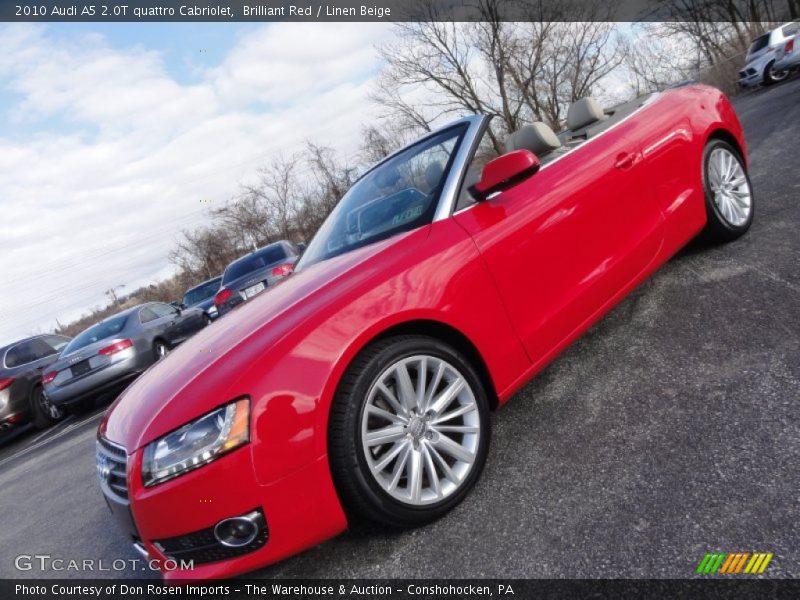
707, 128, 745, 163
352, 318, 500, 411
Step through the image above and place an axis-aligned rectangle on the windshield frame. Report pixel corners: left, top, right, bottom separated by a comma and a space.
297, 115, 488, 270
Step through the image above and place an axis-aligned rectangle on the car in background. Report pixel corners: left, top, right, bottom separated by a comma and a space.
738, 21, 799, 87
213, 241, 300, 317
0, 334, 71, 429
774, 30, 800, 72
180, 276, 222, 323
44, 302, 207, 412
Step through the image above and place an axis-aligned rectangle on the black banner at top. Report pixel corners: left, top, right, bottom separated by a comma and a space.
1, 0, 797, 23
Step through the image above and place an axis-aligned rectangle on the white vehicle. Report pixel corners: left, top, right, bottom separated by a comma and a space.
774, 31, 800, 72
738, 22, 800, 87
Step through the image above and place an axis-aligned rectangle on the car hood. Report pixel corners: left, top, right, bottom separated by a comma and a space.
101, 235, 407, 452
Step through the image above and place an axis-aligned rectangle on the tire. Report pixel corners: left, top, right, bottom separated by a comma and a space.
762, 60, 788, 85
701, 139, 754, 243
153, 340, 170, 360
203, 314, 212, 326
329, 335, 490, 528
29, 385, 64, 429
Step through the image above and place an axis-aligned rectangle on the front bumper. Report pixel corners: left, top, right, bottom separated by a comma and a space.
738, 71, 762, 87
99, 437, 347, 579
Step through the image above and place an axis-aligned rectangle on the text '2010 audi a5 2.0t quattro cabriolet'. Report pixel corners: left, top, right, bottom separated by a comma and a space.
97, 84, 753, 579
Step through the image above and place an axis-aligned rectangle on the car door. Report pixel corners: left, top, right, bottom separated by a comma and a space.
176, 307, 206, 338
453, 124, 663, 364
149, 303, 183, 345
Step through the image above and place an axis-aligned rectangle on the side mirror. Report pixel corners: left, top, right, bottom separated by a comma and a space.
470, 149, 540, 201
296, 242, 307, 255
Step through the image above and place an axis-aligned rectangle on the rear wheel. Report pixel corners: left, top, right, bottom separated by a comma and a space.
762, 60, 788, 85
29, 385, 64, 429
702, 140, 754, 243
153, 340, 170, 360
329, 335, 490, 528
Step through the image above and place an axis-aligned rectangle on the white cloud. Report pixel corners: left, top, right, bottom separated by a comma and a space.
0, 22, 392, 345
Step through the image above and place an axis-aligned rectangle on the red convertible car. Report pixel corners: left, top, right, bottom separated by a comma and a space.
97, 84, 752, 579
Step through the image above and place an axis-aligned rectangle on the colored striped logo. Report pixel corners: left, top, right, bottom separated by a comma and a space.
696, 552, 773, 574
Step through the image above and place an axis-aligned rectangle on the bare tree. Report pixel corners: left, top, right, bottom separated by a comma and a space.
374, 0, 625, 152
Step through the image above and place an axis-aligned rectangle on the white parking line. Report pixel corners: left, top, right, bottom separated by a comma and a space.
27, 414, 76, 445
0, 410, 104, 470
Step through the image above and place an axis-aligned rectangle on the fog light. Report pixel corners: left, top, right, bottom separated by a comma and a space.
213, 511, 261, 547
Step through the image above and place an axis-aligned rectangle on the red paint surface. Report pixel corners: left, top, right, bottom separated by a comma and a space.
100, 85, 746, 578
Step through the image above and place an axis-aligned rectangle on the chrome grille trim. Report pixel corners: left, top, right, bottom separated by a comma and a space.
96, 437, 129, 505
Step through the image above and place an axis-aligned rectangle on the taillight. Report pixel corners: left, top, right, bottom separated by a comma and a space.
214, 287, 233, 306
786, 39, 795, 53
0, 377, 14, 391
271, 263, 294, 277
98, 339, 133, 356
42, 372, 57, 385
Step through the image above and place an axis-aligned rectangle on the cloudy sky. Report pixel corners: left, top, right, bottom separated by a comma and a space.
0, 22, 393, 346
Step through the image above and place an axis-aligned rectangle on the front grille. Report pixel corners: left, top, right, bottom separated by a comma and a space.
96, 437, 129, 503
154, 508, 268, 565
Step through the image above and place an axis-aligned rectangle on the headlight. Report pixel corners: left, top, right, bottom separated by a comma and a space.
142, 398, 249, 487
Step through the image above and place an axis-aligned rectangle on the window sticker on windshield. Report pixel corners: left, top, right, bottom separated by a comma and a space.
392, 204, 423, 226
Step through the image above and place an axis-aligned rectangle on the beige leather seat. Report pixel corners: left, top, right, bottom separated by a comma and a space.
565, 97, 606, 136
504, 122, 561, 157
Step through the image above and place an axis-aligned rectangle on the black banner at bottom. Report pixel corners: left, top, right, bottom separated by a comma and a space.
3, 579, 800, 600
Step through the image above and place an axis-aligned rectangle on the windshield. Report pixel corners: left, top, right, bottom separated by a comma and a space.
183, 278, 221, 306
223, 245, 288, 283
63, 314, 128, 354
297, 125, 466, 269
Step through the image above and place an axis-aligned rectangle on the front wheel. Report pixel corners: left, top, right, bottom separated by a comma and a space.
30, 385, 64, 429
702, 140, 754, 243
329, 335, 490, 528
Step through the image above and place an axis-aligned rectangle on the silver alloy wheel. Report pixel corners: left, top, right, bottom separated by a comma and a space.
769, 63, 789, 82
360, 355, 480, 506
707, 147, 752, 227
156, 343, 169, 358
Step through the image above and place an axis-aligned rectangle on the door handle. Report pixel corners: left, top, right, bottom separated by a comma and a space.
614, 152, 636, 170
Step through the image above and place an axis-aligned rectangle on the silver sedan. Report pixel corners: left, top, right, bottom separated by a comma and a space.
43, 302, 207, 411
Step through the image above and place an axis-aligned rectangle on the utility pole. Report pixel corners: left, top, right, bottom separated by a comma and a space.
106, 285, 125, 307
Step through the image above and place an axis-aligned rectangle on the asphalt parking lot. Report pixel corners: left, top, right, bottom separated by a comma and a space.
1, 77, 798, 580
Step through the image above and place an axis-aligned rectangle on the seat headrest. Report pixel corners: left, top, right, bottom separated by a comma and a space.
504, 122, 561, 155
424, 161, 444, 191
567, 97, 605, 131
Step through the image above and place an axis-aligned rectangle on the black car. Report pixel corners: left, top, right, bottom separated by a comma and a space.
214, 241, 300, 317
0, 334, 71, 429
181, 276, 222, 322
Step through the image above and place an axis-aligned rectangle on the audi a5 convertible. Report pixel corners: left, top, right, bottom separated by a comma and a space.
97, 84, 753, 579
